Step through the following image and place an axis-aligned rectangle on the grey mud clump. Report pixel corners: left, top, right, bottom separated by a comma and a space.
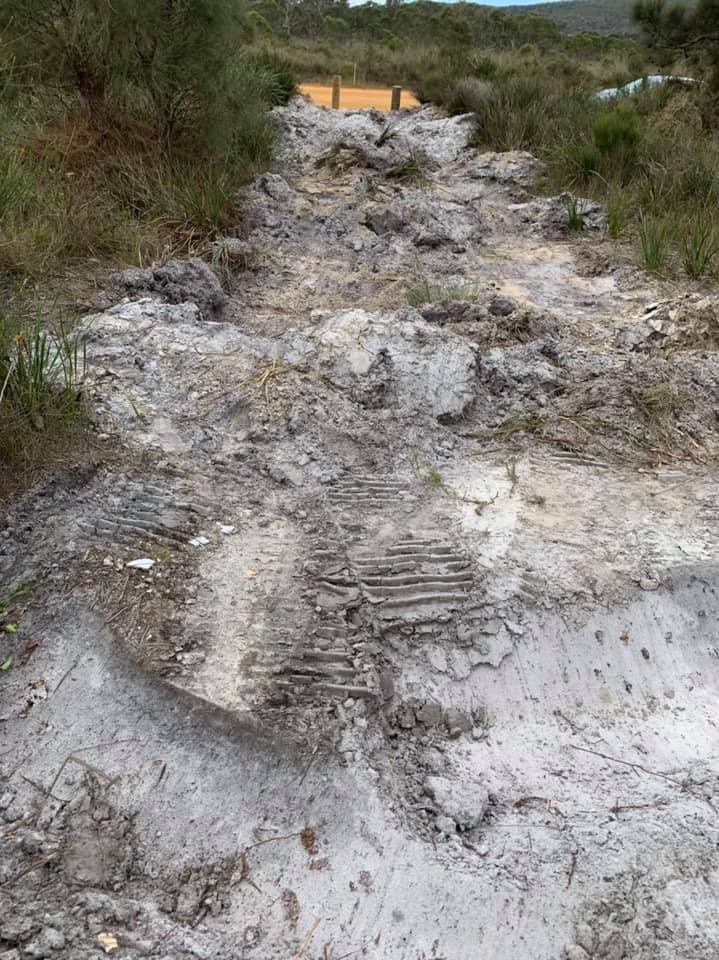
116, 257, 227, 319
308, 308, 478, 419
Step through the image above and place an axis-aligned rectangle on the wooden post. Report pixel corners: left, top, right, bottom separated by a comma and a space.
390, 85, 402, 111
353, 62, 358, 86
331, 75, 341, 109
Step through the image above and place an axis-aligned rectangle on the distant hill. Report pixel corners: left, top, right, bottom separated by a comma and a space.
502, 0, 641, 37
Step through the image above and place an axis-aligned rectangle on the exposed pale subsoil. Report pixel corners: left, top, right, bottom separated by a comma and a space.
2, 99, 719, 960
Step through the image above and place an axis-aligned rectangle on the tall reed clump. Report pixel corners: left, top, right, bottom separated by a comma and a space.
638, 212, 670, 271
0, 303, 87, 481
681, 214, 719, 278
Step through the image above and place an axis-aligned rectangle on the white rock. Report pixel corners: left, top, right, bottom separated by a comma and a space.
125, 558, 154, 571
424, 775, 489, 831
308, 309, 477, 420
434, 815, 456, 835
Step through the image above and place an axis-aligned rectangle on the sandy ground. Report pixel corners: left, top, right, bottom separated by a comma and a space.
299, 82, 421, 111
2, 99, 719, 960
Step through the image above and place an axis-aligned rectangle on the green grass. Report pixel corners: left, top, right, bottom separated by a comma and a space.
606, 188, 628, 239
406, 277, 481, 307
0, 302, 88, 480
566, 196, 584, 231
387, 150, 427, 185
634, 379, 690, 426
681, 215, 718, 278
638, 213, 670, 272
434, 52, 718, 278
0, 42, 293, 487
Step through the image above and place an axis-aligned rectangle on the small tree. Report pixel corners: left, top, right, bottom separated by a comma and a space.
634, 0, 719, 79
0, 0, 249, 150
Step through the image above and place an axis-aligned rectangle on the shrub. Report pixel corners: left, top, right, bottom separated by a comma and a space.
681, 215, 719, 277
0, 304, 87, 478
593, 107, 642, 153
0, 0, 255, 150
638, 212, 670, 271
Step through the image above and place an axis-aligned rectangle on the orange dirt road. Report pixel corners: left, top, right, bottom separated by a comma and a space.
299, 83, 420, 111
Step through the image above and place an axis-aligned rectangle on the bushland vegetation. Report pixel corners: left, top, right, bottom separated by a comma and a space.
0, 0, 294, 485
247, 0, 719, 277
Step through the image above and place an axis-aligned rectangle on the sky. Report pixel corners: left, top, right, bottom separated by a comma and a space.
347, 0, 572, 9
349, 1, 571, 6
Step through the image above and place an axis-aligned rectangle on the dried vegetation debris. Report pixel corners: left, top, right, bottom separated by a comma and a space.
115, 258, 228, 320
618, 291, 719, 351
0, 771, 233, 960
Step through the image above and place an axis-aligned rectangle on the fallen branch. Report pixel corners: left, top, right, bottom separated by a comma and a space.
291, 917, 320, 960
570, 744, 716, 811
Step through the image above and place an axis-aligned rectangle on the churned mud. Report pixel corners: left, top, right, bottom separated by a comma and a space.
2, 98, 719, 960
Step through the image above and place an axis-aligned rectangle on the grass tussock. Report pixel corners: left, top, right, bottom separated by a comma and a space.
387, 150, 428, 184
0, 300, 87, 483
406, 276, 481, 307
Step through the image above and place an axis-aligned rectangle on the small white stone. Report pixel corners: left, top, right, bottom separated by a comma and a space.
189, 536, 210, 547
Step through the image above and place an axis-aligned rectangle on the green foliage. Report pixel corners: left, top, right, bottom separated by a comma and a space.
472, 77, 548, 151
387, 151, 427, 185
593, 107, 642, 152
0, 303, 87, 476
450, 77, 494, 115
0, 9, 296, 277
638, 212, 670, 271
566, 196, 584, 231
606, 188, 629, 238
0, 1, 293, 164
552, 137, 602, 184
634, 378, 689, 424
681, 214, 719, 277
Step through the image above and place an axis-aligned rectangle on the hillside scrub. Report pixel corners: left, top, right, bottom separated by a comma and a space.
0, 3, 295, 278
0, 1, 294, 485
243, 0, 647, 90
244, 0, 719, 277
419, 48, 715, 276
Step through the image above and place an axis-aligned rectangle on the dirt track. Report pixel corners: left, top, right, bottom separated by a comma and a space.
2, 99, 719, 960
300, 82, 420, 111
